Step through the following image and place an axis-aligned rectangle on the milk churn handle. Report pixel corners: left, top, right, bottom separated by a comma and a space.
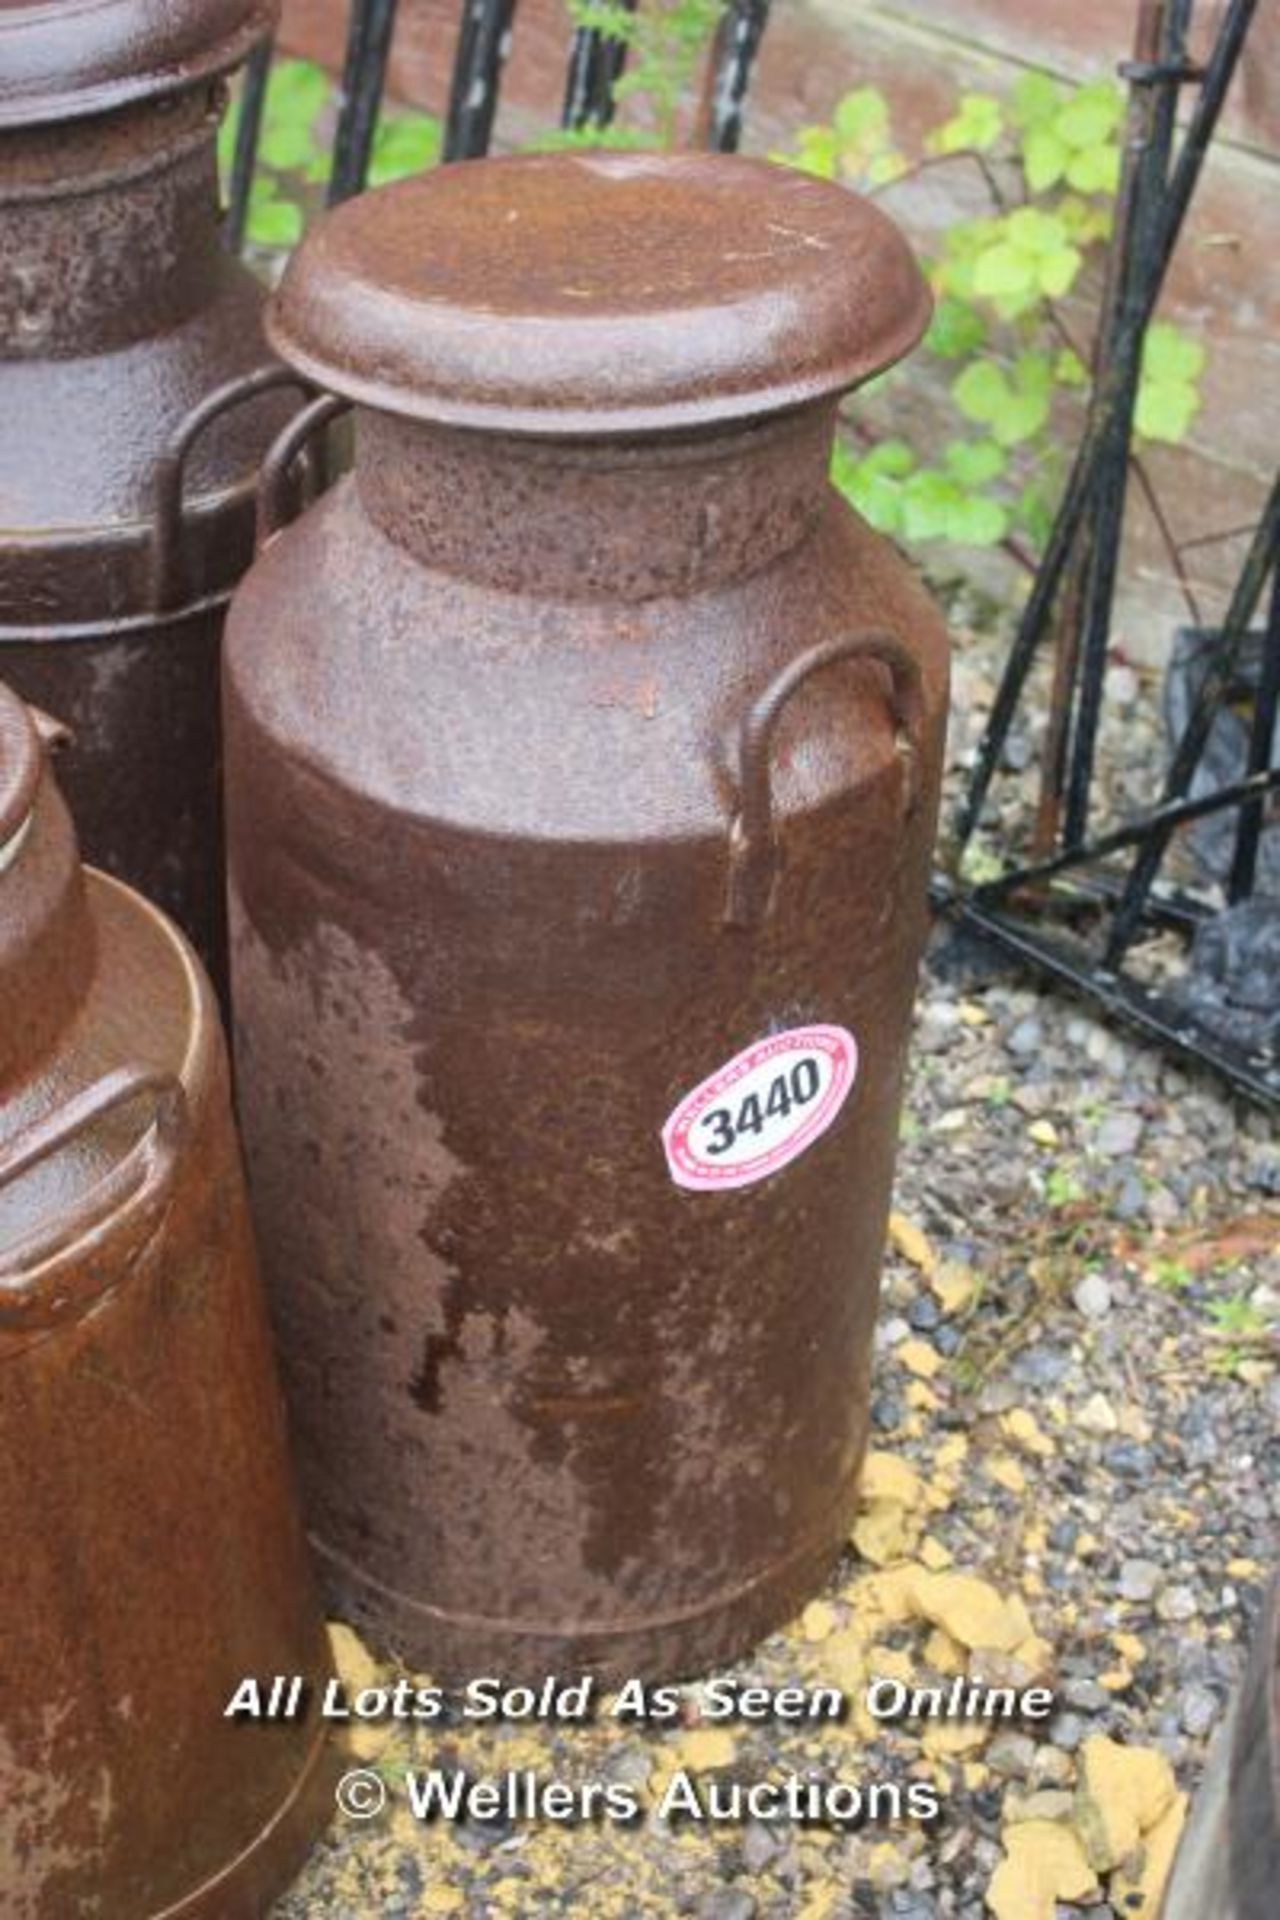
724, 631, 925, 929
256, 394, 351, 549
148, 365, 319, 613
0, 1068, 186, 1328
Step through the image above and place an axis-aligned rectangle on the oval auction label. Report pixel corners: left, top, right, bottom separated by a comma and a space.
661, 1024, 858, 1192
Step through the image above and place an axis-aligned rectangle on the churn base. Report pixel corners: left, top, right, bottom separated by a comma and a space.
311, 1482, 862, 1687
153, 1723, 337, 1920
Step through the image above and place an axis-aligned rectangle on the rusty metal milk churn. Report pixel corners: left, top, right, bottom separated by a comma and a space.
0, 681, 333, 1914
225, 153, 950, 1680
0, 0, 297, 986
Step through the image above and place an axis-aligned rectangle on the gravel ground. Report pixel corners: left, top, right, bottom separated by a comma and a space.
273, 614, 1278, 1920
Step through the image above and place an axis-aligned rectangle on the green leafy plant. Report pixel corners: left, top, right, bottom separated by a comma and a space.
218, 58, 441, 251
777, 74, 1207, 558
531, 0, 723, 150
1205, 1292, 1274, 1378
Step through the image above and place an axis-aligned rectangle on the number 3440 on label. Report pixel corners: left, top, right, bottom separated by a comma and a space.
661, 1025, 858, 1193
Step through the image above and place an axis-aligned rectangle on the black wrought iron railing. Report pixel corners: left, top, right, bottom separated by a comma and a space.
937, 0, 1278, 1109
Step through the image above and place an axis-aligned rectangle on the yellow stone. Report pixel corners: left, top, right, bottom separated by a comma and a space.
913, 1572, 1022, 1652
861, 1451, 923, 1507
935, 1434, 969, 1468
932, 1261, 977, 1314
327, 1621, 382, 1694
818, 1627, 868, 1693
987, 1453, 1028, 1495
1110, 1790, 1188, 1919
421, 1891, 465, 1916
1027, 1119, 1059, 1147
868, 1644, 915, 1684
898, 1339, 942, 1379
801, 1600, 839, 1643
865, 1840, 910, 1889
677, 1727, 736, 1771
1002, 1409, 1054, 1458
906, 1381, 941, 1412
924, 1627, 966, 1674
987, 1820, 1097, 1920
922, 1718, 988, 1757
852, 1502, 913, 1567
1074, 1736, 1178, 1872
920, 1535, 953, 1571
1012, 1634, 1055, 1679
1112, 1631, 1146, 1664
888, 1213, 937, 1272
794, 1893, 840, 1920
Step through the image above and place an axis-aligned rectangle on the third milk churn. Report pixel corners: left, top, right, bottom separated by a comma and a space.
0, 0, 299, 986
225, 152, 950, 1681
0, 678, 334, 1914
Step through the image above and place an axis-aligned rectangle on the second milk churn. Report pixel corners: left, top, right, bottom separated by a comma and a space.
0, 681, 334, 1914
225, 152, 950, 1681
0, 0, 299, 988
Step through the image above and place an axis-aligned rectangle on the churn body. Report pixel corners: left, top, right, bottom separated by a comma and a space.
225, 154, 950, 1680
0, 683, 333, 1915
0, 0, 296, 986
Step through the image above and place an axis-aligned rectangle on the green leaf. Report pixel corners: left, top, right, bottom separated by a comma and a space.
1016, 482, 1056, 547
1014, 351, 1055, 398
945, 492, 1009, 545
1010, 71, 1063, 130
952, 360, 1010, 425
925, 297, 988, 359
1055, 80, 1123, 150
217, 106, 239, 177
246, 187, 303, 250
258, 58, 330, 172
863, 438, 917, 478
367, 112, 442, 186
831, 444, 906, 534
928, 92, 1003, 156
1036, 243, 1083, 298
784, 125, 839, 178
1055, 347, 1089, 388
956, 355, 1053, 447
901, 469, 959, 541
1007, 207, 1067, 255
944, 438, 1006, 486
1135, 377, 1200, 443
867, 151, 908, 186
1143, 321, 1206, 383
1065, 142, 1120, 195
972, 242, 1036, 299
833, 86, 890, 144
1022, 125, 1069, 192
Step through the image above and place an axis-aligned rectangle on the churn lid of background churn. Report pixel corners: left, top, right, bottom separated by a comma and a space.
267, 151, 932, 437
0, 0, 276, 128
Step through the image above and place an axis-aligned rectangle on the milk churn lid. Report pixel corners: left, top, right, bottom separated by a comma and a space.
0, 0, 277, 128
267, 151, 932, 436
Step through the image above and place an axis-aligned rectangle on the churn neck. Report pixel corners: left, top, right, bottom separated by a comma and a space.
0, 688, 96, 1091
265, 154, 932, 592
0, 86, 228, 359
353, 402, 841, 600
